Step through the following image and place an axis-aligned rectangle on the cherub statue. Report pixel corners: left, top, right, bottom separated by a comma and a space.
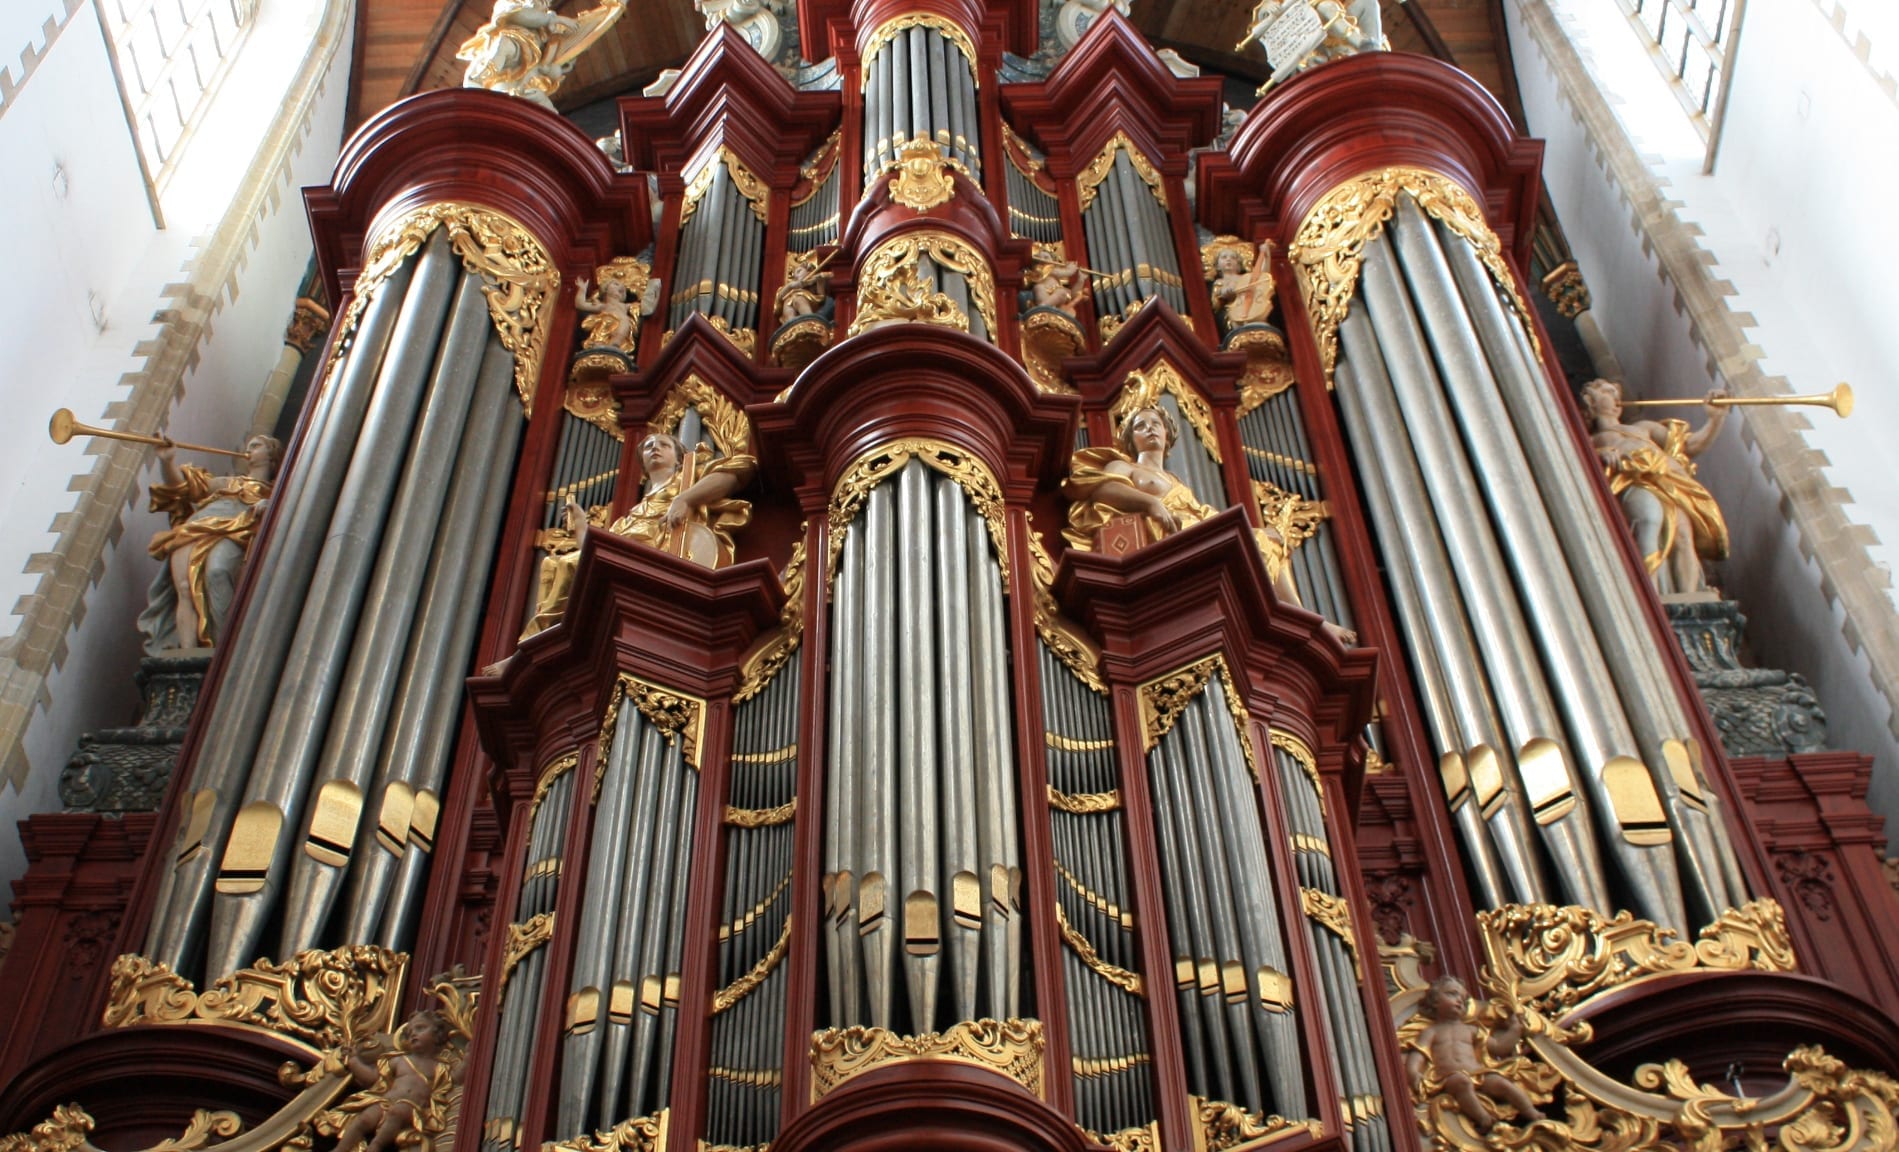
1403, 977, 1546, 1133
457, 0, 627, 111
328, 1009, 462, 1152
515, 430, 756, 642
576, 276, 640, 351
1024, 246, 1092, 319
1203, 237, 1277, 334
1578, 378, 1729, 596
139, 434, 281, 654
774, 250, 834, 326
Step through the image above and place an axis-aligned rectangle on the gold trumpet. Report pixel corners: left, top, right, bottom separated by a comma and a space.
48, 408, 249, 459
1622, 383, 1854, 418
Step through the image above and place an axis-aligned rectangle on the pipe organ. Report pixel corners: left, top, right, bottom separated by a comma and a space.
28, 8, 1894, 1152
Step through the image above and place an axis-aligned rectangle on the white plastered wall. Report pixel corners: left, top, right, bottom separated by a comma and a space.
0, 0, 352, 895
1504, 0, 1899, 819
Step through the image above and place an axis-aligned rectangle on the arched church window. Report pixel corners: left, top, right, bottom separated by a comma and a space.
99, 0, 254, 190
1615, 0, 1742, 136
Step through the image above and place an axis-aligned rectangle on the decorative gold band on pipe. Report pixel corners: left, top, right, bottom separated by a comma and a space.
1621, 383, 1853, 417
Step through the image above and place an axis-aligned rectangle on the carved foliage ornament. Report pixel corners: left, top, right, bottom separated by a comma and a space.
810, 1018, 1044, 1101
595, 674, 707, 790
826, 439, 1010, 592
1193, 1099, 1321, 1152
530, 752, 579, 819
564, 377, 623, 441
1288, 167, 1539, 386
497, 911, 555, 1003
1077, 132, 1168, 212
1026, 528, 1106, 693
849, 230, 997, 340
544, 1109, 667, 1152
1478, 899, 1797, 1017
736, 536, 807, 703
344, 203, 557, 416
1109, 360, 1224, 465
0, 1107, 245, 1152
103, 945, 408, 1054
681, 148, 770, 226
647, 373, 753, 456
1140, 656, 1262, 783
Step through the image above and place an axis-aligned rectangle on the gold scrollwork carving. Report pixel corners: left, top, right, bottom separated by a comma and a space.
1289, 167, 1539, 386
703, 314, 757, 358
826, 439, 1009, 593
1541, 260, 1590, 319
1077, 132, 1168, 212
736, 536, 807, 703
1083, 1121, 1159, 1152
544, 1109, 668, 1152
810, 1018, 1044, 1101
1047, 786, 1121, 813
887, 138, 959, 212
103, 946, 408, 1054
1139, 657, 1219, 751
1301, 887, 1362, 973
849, 230, 997, 341
0, 1107, 249, 1152
564, 376, 624, 441
497, 912, 555, 1003
712, 916, 792, 1015
531, 753, 579, 819
1270, 730, 1321, 795
681, 148, 769, 226
1193, 1098, 1322, 1152
597, 675, 707, 795
351, 202, 557, 415
860, 14, 978, 90
647, 373, 753, 456
1054, 903, 1144, 997
724, 799, 796, 827
1478, 899, 1797, 1018
1026, 529, 1106, 694
1109, 360, 1223, 465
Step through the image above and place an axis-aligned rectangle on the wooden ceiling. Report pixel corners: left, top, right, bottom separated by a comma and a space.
347, 0, 1522, 134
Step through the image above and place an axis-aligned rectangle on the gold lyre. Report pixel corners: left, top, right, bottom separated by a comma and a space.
1621, 383, 1854, 418
48, 408, 250, 458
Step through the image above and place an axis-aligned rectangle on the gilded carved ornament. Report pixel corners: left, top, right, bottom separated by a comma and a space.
530, 752, 579, 819
1077, 132, 1168, 212
825, 439, 1011, 594
594, 674, 707, 797
886, 138, 962, 212
849, 231, 997, 340
1270, 729, 1321, 795
711, 915, 792, 1014
103, 945, 408, 1054
1139, 657, 1219, 751
680, 148, 770, 227
1288, 167, 1539, 387
1194, 1100, 1321, 1152
497, 911, 555, 1002
860, 14, 979, 92
809, 1017, 1045, 1101
1386, 922, 1896, 1152
1, 1107, 242, 1152
543, 1110, 668, 1152
1026, 529, 1107, 694
563, 377, 623, 441
344, 203, 557, 416
736, 536, 807, 703
723, 798, 795, 827
647, 374, 753, 456
1053, 902, 1144, 997
1109, 360, 1224, 466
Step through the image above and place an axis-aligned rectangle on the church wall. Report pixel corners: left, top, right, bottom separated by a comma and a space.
0, 0, 352, 897
1501, 0, 1899, 820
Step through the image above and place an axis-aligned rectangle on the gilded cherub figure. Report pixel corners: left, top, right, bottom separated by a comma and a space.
139, 434, 281, 654
457, 0, 626, 110
576, 277, 637, 351
1024, 246, 1092, 319
1404, 977, 1546, 1133
1203, 237, 1277, 336
328, 1009, 461, 1152
1579, 378, 1730, 596
774, 249, 834, 326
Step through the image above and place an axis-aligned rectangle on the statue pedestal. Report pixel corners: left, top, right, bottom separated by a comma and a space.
57, 652, 213, 813
1665, 598, 1828, 758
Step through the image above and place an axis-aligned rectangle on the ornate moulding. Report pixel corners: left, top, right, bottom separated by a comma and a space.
809, 1018, 1045, 1102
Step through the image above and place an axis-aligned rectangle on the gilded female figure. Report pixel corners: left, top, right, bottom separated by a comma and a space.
1579, 378, 1729, 596
138, 434, 280, 653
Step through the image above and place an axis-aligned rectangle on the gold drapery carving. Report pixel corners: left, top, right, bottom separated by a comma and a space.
1054, 903, 1144, 997
1047, 786, 1121, 813
724, 798, 796, 827
711, 916, 792, 1014
825, 439, 1010, 592
681, 148, 770, 226
810, 1018, 1044, 1101
351, 202, 557, 415
860, 14, 979, 90
736, 536, 807, 703
1077, 132, 1168, 212
849, 230, 998, 341
577, 256, 651, 354
1288, 167, 1539, 386
103, 946, 408, 1054
595, 674, 707, 797
647, 373, 753, 456
1478, 899, 1797, 1017
1109, 360, 1223, 465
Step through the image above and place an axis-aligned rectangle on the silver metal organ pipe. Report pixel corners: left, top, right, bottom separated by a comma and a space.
341, 331, 521, 948
968, 502, 1021, 1016
890, 29, 912, 156
908, 27, 931, 153
1436, 222, 1746, 917
278, 271, 492, 957
1383, 201, 1690, 933
1331, 336, 1539, 907
204, 239, 465, 978
896, 460, 942, 1030
144, 246, 423, 972
857, 481, 899, 1028
825, 519, 864, 1026
934, 477, 982, 1023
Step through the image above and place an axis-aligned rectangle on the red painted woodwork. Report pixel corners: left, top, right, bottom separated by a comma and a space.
796, 0, 1038, 63
773, 1062, 1096, 1152
0, 813, 156, 1088
1729, 753, 1899, 1009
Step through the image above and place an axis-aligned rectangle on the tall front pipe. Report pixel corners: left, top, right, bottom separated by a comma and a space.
934, 475, 981, 1021
858, 482, 899, 1027
896, 460, 941, 1029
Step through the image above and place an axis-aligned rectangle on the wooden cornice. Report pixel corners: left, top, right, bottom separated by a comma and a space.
1061, 298, 1249, 414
